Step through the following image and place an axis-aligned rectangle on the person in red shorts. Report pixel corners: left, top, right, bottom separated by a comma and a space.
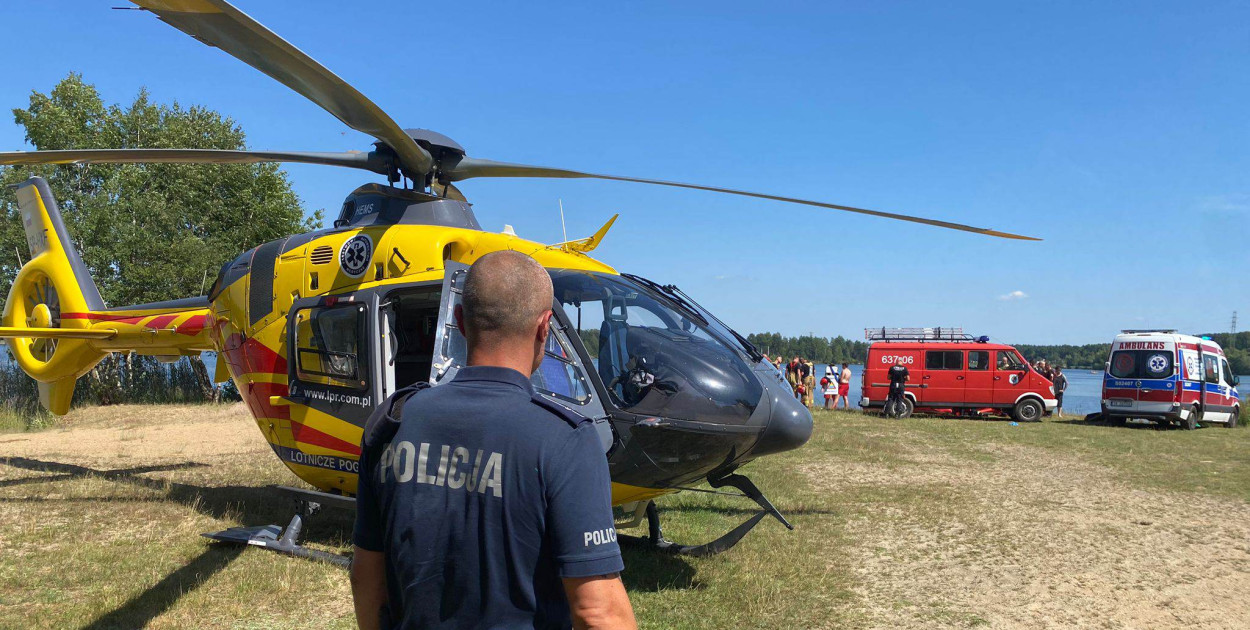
837, 362, 852, 410
821, 367, 836, 410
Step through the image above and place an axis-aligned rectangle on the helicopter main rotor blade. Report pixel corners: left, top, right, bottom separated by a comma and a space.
0, 149, 389, 173
129, 0, 432, 178
445, 158, 1041, 241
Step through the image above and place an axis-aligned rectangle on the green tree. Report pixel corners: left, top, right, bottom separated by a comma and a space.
0, 73, 322, 305
0, 74, 323, 398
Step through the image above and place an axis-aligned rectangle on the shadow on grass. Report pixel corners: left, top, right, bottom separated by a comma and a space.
657, 503, 839, 518
1052, 415, 1178, 431
78, 545, 243, 630
0, 461, 207, 489
0, 456, 353, 547
620, 546, 703, 592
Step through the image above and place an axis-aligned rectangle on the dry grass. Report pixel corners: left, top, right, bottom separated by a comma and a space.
1, 405, 1248, 629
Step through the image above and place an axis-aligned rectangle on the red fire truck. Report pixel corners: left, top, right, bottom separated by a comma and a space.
859, 327, 1057, 421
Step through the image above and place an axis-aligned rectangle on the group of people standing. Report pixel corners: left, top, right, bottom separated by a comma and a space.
1033, 359, 1069, 416
769, 356, 851, 410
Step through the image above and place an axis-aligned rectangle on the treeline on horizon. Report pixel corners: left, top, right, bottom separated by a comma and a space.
0, 353, 241, 427
1017, 332, 1250, 373
746, 331, 1250, 374
746, 333, 870, 365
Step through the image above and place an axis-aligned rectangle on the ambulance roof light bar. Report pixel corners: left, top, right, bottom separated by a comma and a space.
866, 327, 976, 342
1120, 329, 1178, 334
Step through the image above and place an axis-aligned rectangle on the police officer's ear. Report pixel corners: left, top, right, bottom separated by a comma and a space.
534, 309, 553, 346
530, 309, 554, 374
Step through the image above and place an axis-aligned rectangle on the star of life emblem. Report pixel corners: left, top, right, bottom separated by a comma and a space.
1147, 353, 1168, 374
339, 234, 373, 277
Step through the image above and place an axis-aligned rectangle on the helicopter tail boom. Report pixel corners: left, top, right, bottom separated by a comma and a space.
1, 177, 215, 414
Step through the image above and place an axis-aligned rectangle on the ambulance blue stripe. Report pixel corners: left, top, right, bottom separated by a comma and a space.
1104, 377, 1178, 389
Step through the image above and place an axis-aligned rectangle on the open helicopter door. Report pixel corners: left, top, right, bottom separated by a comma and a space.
429, 261, 469, 385
428, 261, 614, 452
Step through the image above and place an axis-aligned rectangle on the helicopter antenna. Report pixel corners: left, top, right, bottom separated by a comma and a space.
559, 199, 569, 244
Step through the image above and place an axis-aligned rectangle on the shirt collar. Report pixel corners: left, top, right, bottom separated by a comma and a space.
452, 365, 534, 393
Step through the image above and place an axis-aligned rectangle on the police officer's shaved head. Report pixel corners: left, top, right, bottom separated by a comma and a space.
460, 251, 553, 355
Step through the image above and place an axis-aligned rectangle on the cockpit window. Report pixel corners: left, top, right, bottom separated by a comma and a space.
549, 270, 762, 424
531, 325, 591, 404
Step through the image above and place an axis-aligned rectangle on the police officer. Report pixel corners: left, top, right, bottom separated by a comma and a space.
351, 251, 637, 630
886, 362, 910, 418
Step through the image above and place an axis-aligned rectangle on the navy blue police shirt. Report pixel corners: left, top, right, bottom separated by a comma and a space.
353, 365, 624, 629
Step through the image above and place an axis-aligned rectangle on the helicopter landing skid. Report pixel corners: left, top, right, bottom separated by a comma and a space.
203, 514, 351, 567
619, 470, 796, 557
619, 501, 769, 557
202, 485, 354, 568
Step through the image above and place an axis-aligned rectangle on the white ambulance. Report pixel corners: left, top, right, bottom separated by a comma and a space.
1101, 330, 1241, 429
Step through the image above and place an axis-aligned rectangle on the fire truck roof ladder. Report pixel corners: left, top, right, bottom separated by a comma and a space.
866, 327, 974, 342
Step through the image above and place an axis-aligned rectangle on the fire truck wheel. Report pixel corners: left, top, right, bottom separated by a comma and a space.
1012, 398, 1044, 423
900, 397, 914, 419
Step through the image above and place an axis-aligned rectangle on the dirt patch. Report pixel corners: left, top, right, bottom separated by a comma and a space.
1, 403, 263, 466
802, 442, 1250, 629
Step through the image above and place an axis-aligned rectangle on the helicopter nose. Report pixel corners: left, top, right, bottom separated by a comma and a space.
751, 376, 814, 457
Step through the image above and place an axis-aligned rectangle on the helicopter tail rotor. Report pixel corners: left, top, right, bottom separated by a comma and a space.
1, 178, 110, 413
0, 178, 219, 414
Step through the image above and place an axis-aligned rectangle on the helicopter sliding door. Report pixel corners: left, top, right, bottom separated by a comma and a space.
428, 261, 613, 452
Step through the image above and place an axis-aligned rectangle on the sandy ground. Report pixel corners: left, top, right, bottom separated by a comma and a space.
0, 404, 262, 466
3, 405, 1247, 628
803, 443, 1250, 629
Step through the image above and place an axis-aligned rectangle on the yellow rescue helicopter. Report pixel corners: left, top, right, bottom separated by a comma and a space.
0, 0, 1036, 562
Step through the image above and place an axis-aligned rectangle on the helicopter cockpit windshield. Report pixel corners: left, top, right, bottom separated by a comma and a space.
549, 270, 763, 425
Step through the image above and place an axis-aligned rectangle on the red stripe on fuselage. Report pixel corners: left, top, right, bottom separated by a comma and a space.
61, 312, 145, 325
220, 333, 287, 377
176, 314, 211, 336
244, 381, 360, 456
145, 314, 179, 329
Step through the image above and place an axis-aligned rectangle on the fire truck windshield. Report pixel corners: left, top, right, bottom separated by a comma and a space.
549, 270, 763, 425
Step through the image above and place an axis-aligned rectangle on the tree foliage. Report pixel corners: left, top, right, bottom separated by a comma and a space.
1018, 332, 1249, 374
744, 333, 1249, 375
0, 73, 322, 305
0, 74, 322, 410
1013, 344, 1111, 370
747, 332, 869, 364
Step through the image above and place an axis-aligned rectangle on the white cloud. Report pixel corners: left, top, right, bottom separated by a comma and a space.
998, 290, 1028, 301
1195, 194, 1249, 215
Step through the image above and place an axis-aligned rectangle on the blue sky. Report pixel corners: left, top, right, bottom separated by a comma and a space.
1, 1, 1246, 344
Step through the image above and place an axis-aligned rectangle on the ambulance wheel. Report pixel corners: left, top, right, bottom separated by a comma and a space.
1184, 408, 1199, 431
1225, 408, 1238, 429
1012, 399, 1044, 423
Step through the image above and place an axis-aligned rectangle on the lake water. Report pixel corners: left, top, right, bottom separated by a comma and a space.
806, 364, 1246, 416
